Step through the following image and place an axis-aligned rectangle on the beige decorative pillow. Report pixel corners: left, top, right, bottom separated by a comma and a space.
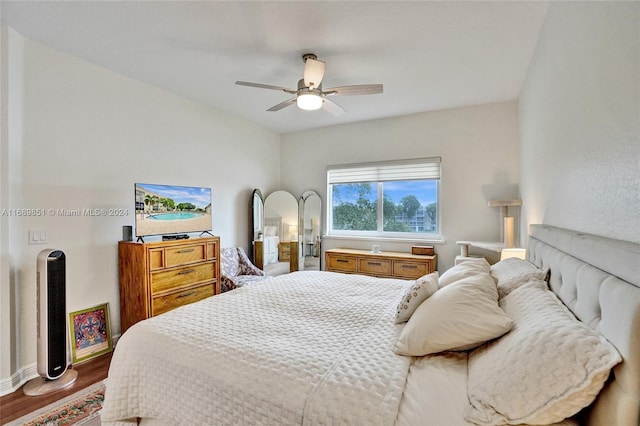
438, 257, 491, 288
465, 283, 622, 426
490, 257, 548, 283
394, 272, 439, 324
497, 274, 549, 298
263, 226, 278, 236
490, 257, 549, 298
395, 271, 513, 356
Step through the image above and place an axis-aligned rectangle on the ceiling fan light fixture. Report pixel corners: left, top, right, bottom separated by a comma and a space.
296, 92, 323, 111
236, 53, 382, 114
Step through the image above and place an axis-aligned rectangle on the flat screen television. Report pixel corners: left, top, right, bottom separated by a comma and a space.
134, 183, 212, 238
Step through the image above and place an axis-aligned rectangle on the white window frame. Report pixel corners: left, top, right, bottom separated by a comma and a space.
326, 157, 441, 240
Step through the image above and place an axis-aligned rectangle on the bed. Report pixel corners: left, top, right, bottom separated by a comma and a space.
263, 217, 294, 276
102, 224, 639, 426
262, 217, 281, 266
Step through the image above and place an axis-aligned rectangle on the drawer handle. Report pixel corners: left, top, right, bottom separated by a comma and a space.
367, 262, 382, 266
177, 248, 195, 253
177, 291, 196, 298
402, 265, 418, 269
177, 268, 196, 275
336, 259, 349, 263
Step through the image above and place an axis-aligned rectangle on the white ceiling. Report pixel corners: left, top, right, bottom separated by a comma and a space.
1, 1, 549, 134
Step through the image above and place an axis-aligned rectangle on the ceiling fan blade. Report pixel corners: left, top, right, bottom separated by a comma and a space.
324, 84, 383, 96
267, 98, 296, 112
304, 58, 326, 89
235, 81, 297, 94
322, 98, 346, 116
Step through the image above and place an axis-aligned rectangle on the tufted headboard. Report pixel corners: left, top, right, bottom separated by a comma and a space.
527, 224, 640, 426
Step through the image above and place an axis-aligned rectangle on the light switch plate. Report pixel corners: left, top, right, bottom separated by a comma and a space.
29, 228, 48, 245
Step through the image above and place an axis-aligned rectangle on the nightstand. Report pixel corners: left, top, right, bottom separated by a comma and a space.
454, 241, 525, 264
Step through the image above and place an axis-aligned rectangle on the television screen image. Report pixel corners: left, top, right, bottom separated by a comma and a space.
134, 183, 212, 237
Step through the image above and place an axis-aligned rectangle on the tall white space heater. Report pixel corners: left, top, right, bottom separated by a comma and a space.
23, 249, 78, 396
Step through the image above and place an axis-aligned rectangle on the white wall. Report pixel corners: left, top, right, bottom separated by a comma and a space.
281, 101, 521, 270
0, 21, 13, 383
520, 2, 640, 244
0, 31, 280, 391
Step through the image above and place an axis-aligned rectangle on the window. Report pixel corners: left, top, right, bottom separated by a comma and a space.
327, 158, 441, 239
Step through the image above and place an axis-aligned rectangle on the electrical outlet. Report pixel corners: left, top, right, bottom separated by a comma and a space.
29, 228, 48, 245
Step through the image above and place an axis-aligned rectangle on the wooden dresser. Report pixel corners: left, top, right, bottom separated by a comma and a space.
118, 237, 220, 333
278, 241, 292, 261
253, 240, 264, 270
286, 241, 299, 272
253, 240, 299, 273
325, 248, 437, 280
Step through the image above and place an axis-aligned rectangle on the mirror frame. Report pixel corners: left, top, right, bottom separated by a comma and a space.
251, 189, 264, 268
249, 188, 322, 273
263, 190, 299, 273
299, 190, 322, 271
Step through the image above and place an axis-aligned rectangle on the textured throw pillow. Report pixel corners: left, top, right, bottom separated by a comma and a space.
395, 271, 513, 356
264, 226, 278, 236
490, 257, 548, 283
465, 283, 622, 426
497, 274, 548, 298
438, 257, 491, 288
490, 258, 549, 298
394, 272, 439, 324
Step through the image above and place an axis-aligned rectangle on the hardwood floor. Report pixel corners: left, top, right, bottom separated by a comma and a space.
0, 352, 112, 424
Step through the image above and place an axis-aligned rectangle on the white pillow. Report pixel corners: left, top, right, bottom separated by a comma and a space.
490, 257, 549, 298
395, 272, 513, 356
439, 257, 490, 288
264, 226, 277, 236
465, 283, 621, 426
394, 272, 439, 324
497, 274, 549, 298
490, 257, 548, 283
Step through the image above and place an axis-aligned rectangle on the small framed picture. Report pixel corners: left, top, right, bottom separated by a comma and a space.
69, 303, 113, 364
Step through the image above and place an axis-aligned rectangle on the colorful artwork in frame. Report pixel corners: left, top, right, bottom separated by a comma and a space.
69, 303, 113, 364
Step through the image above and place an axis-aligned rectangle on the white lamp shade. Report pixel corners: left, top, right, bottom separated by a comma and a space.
500, 248, 526, 261
296, 93, 323, 110
288, 224, 298, 241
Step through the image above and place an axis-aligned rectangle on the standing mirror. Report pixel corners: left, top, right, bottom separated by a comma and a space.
263, 190, 299, 276
299, 190, 322, 270
251, 189, 264, 268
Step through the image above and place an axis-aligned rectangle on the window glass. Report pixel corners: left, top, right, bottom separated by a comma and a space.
327, 158, 440, 239
382, 180, 438, 233
331, 183, 378, 231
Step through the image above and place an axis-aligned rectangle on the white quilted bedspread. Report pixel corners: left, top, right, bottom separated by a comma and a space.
102, 271, 411, 425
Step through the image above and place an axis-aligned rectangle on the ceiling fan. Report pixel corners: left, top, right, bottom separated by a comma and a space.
235, 53, 383, 116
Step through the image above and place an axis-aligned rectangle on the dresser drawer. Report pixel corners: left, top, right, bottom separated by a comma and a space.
393, 260, 428, 279
151, 283, 214, 316
279, 243, 291, 261
151, 262, 215, 294
359, 258, 392, 276
327, 255, 357, 272
164, 243, 208, 267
